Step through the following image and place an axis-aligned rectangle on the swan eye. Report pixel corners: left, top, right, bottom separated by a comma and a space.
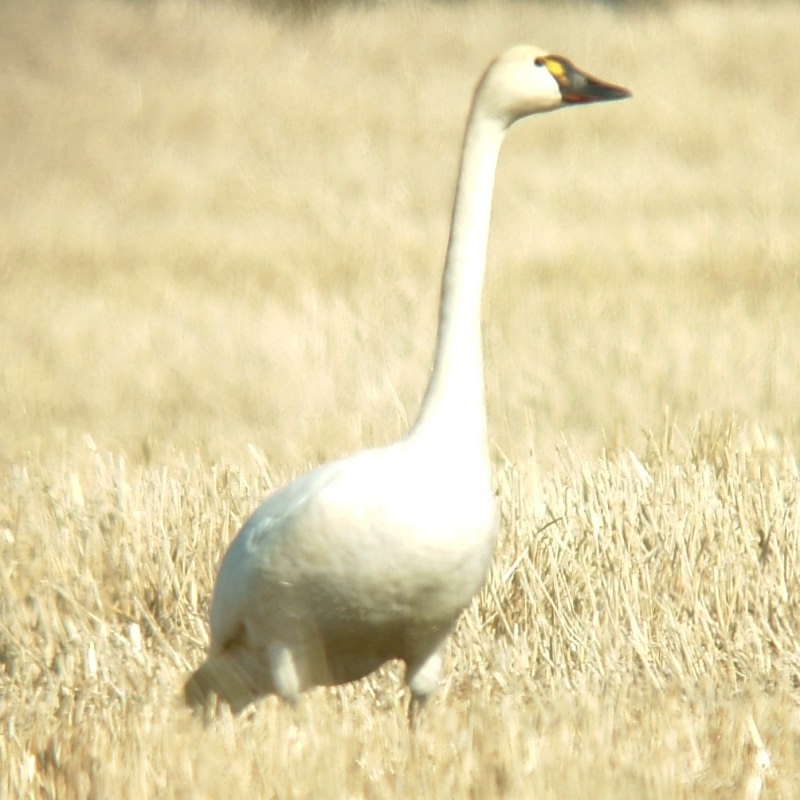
534, 57, 546, 67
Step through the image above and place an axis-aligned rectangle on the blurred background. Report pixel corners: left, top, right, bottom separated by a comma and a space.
2, 0, 798, 473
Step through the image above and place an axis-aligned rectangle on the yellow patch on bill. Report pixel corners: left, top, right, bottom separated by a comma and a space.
544, 57, 566, 78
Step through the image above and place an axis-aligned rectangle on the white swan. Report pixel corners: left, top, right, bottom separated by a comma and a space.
185, 45, 629, 713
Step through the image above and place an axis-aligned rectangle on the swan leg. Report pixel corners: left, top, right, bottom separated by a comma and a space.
267, 640, 303, 703
405, 641, 446, 727
407, 691, 430, 728
407, 644, 444, 698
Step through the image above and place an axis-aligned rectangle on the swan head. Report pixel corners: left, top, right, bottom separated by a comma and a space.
475, 44, 631, 128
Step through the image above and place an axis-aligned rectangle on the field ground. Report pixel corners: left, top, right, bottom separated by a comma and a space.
2, 0, 800, 796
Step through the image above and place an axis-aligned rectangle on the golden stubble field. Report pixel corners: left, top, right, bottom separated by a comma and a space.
2, 0, 800, 797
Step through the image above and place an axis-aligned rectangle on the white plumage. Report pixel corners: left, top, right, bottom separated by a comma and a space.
186, 45, 629, 712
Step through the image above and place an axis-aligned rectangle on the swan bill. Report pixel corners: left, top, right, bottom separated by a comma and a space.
538, 55, 631, 104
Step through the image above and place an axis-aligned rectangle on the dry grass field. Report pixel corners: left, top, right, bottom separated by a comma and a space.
2, 0, 800, 796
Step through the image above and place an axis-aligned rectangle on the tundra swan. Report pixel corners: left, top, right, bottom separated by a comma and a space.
185, 45, 629, 713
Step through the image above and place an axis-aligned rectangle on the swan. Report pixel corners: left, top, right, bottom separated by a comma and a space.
185, 45, 629, 713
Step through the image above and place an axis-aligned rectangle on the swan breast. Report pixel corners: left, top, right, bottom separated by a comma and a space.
209, 444, 498, 655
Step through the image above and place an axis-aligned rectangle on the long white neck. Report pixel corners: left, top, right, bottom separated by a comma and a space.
408, 102, 507, 462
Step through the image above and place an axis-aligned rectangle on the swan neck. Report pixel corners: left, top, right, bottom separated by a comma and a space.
411, 107, 506, 452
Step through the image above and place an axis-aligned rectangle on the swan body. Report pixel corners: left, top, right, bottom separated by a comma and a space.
186, 45, 629, 712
